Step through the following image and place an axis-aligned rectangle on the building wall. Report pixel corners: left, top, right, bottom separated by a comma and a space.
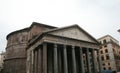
98, 35, 120, 72
26, 24, 56, 73
4, 30, 29, 73
28, 23, 56, 42
0, 52, 5, 71
4, 59, 26, 73
98, 35, 119, 45
4, 22, 56, 73
49, 26, 96, 43
113, 43, 120, 71
6, 31, 28, 59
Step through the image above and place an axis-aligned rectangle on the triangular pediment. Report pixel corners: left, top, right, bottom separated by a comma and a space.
46, 25, 98, 43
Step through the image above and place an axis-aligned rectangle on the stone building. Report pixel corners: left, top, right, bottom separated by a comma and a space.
98, 35, 120, 72
4, 22, 101, 73
0, 52, 5, 72
4, 27, 29, 73
26, 22, 102, 73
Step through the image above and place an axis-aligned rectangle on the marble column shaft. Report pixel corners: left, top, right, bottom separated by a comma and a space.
63, 45, 68, 73
58, 48, 62, 73
34, 50, 38, 73
54, 44, 58, 73
86, 48, 91, 73
72, 46, 77, 73
97, 49, 102, 73
43, 43, 47, 73
80, 47, 85, 73
38, 48, 42, 73
92, 49, 97, 73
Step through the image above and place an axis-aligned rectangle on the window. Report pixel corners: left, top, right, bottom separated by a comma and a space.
100, 46, 102, 49
104, 45, 107, 48
113, 49, 115, 52
108, 63, 110, 65
99, 41, 102, 44
103, 39, 107, 44
106, 55, 110, 60
105, 49, 108, 53
103, 67, 106, 70
101, 50, 103, 54
108, 67, 111, 70
101, 56, 104, 61
102, 63, 105, 66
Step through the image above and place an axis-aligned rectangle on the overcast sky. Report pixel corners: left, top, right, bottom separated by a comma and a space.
0, 0, 120, 52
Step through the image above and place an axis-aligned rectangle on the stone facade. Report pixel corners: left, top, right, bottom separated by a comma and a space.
4, 22, 101, 73
0, 52, 5, 72
98, 35, 120, 72
26, 24, 101, 73
4, 28, 29, 73
4, 22, 56, 73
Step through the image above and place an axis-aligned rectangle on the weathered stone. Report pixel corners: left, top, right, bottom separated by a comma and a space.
4, 22, 101, 73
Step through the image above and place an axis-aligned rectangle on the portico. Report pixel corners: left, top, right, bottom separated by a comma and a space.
26, 24, 101, 73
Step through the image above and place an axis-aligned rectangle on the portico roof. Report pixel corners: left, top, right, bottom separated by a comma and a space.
28, 24, 100, 48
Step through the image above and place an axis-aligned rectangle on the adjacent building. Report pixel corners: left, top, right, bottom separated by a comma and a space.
0, 52, 5, 72
4, 22, 101, 73
98, 35, 120, 72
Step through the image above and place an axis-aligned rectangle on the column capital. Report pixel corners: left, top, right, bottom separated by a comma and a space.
79, 46, 82, 49
72, 45, 75, 49
43, 42, 47, 44
54, 43, 57, 48
86, 48, 90, 51
92, 48, 95, 51
63, 45, 66, 48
